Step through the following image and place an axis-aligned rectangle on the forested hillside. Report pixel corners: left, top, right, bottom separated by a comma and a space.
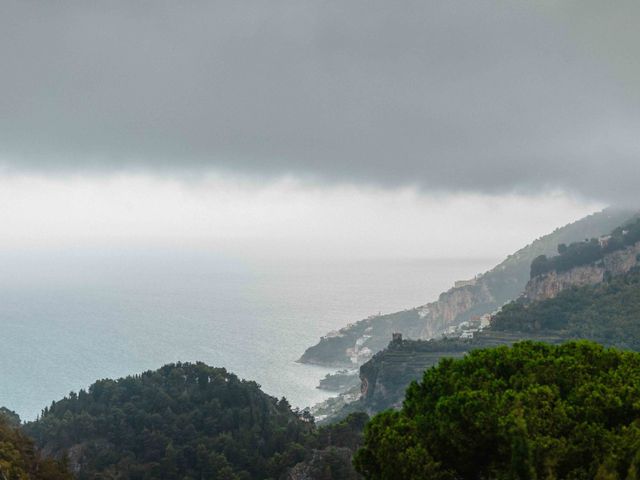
493, 267, 640, 349
24, 363, 365, 480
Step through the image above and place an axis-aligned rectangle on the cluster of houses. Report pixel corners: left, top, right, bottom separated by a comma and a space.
442, 313, 492, 340
598, 235, 612, 247
334, 303, 500, 365
344, 310, 496, 364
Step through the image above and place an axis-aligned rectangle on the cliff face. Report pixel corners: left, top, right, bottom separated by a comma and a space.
418, 281, 495, 338
524, 242, 640, 302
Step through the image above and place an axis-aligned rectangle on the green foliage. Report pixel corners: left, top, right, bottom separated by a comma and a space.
316, 412, 369, 452
353, 411, 450, 480
530, 218, 640, 278
530, 238, 602, 277
25, 362, 316, 480
0, 415, 71, 480
25, 363, 367, 480
281, 412, 367, 479
493, 268, 640, 350
0, 407, 21, 428
354, 341, 640, 480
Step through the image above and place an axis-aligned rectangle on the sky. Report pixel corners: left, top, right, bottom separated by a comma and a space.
0, 173, 600, 259
1, 1, 637, 259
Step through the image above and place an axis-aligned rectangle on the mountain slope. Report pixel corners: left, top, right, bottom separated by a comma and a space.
347, 265, 640, 417
300, 208, 636, 367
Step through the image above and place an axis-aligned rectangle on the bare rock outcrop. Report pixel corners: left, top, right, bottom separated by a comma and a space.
418, 281, 494, 339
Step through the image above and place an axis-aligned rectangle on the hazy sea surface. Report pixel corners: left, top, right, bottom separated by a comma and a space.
0, 249, 496, 420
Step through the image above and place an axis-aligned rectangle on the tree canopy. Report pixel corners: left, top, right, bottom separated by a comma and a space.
354, 341, 640, 480
0, 414, 71, 480
530, 218, 640, 278
25, 362, 365, 480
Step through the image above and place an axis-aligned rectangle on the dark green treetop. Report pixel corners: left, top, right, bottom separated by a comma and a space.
354, 341, 640, 480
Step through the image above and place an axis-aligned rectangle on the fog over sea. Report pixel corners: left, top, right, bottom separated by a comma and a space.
0, 249, 495, 420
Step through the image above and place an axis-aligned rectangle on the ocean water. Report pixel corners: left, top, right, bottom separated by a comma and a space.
0, 249, 495, 420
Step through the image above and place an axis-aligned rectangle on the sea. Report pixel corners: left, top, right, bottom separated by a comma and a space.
0, 249, 496, 421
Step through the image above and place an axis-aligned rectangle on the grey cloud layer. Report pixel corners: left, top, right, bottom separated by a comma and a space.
1, 1, 639, 201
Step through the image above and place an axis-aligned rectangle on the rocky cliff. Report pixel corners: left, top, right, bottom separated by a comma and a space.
417, 279, 495, 338
524, 241, 640, 302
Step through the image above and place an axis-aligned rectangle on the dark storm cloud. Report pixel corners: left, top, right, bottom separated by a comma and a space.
1, 1, 639, 201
